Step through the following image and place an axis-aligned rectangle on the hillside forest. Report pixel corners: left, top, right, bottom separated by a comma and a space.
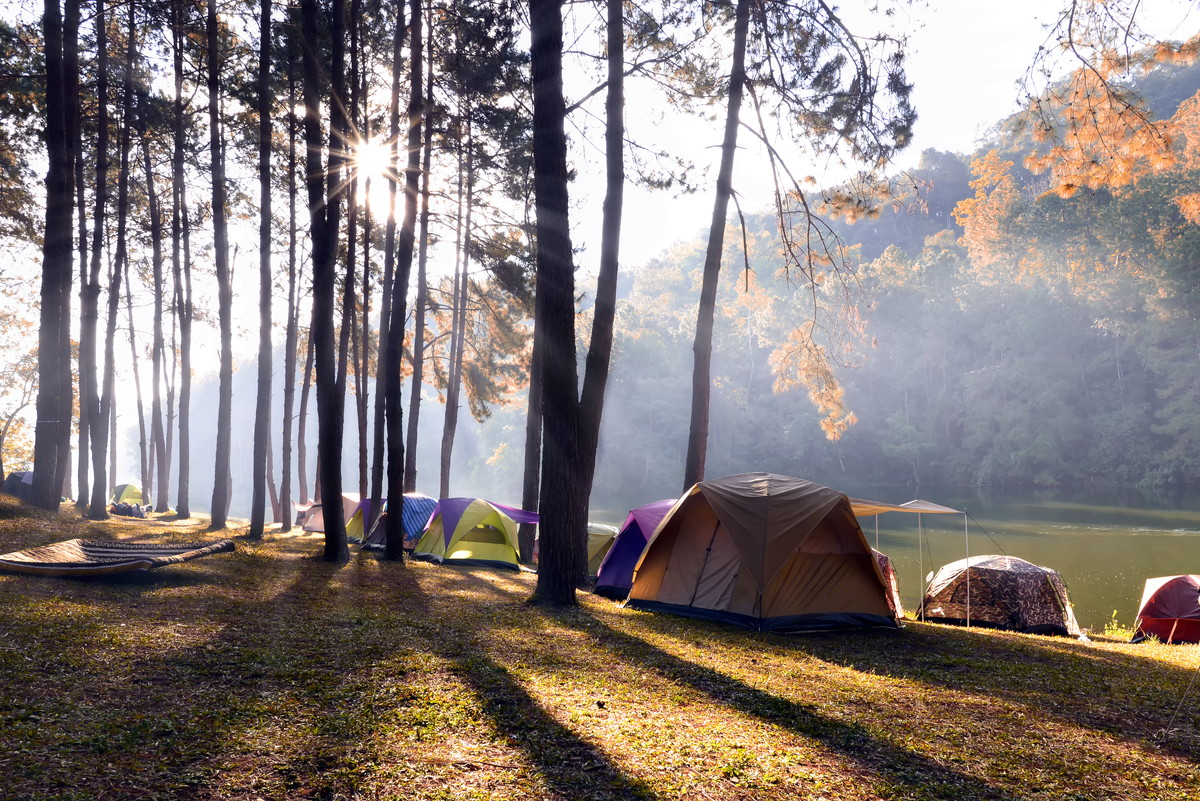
3, 0, 1200, 589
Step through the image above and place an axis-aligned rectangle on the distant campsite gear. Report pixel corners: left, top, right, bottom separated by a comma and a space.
532, 521, 621, 575
111, 483, 146, 505
0, 538, 235, 577
594, 499, 675, 600
873, 548, 905, 618
850, 496, 968, 621
411, 498, 538, 570
3, 470, 34, 504
586, 523, 619, 577
624, 473, 898, 633
1133, 575, 1200, 644
346, 497, 381, 541
295, 493, 361, 533
920, 554, 1081, 636
110, 502, 146, 519
360, 493, 439, 550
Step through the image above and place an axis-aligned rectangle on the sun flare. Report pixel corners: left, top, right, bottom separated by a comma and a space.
350, 136, 396, 213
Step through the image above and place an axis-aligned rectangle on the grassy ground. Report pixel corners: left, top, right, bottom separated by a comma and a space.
1, 497, 1199, 801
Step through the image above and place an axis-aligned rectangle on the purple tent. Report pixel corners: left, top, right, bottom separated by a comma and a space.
594, 499, 676, 600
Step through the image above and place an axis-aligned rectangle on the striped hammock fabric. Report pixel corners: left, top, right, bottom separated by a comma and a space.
0, 538, 235, 577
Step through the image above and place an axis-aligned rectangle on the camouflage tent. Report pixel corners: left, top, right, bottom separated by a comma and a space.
920, 554, 1081, 637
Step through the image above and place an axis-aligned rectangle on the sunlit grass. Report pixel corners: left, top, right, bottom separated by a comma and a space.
1, 497, 1199, 799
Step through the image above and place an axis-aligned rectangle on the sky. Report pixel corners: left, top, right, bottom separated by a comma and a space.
605, 0, 1198, 262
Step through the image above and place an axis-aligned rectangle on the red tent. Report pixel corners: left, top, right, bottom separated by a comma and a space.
1134, 575, 1200, 644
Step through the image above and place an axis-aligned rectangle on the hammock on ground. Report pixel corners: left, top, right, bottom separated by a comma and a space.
0, 538, 235, 577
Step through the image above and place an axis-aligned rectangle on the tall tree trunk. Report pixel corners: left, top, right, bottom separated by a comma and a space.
177, 192, 194, 516
208, 0, 234, 529
171, 4, 192, 518
297, 334, 314, 505
529, 0, 580, 605
266, 422, 280, 521
570, 0, 625, 580
518, 324, 542, 563
683, 0, 749, 490
349, 0, 369, 499
109, 394, 116, 496
69, 0, 86, 507
33, 0, 76, 512
84, 0, 109, 520
280, 16, 300, 532
357, 190, 370, 498
138, 84, 169, 513
369, 3, 404, 532
95, 0, 137, 515
403, 0, 435, 494
438, 136, 472, 499
249, 0, 273, 539
382, 0, 423, 561
124, 259, 149, 496
300, 0, 349, 561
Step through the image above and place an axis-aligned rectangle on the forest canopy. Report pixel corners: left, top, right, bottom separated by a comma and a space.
3, 1, 1200, 562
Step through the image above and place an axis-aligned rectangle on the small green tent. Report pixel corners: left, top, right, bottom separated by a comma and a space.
111, 483, 145, 505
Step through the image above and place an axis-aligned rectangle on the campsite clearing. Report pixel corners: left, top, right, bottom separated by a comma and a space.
1, 498, 1198, 801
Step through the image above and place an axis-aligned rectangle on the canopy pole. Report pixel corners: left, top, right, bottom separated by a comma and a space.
917, 512, 924, 621
964, 512, 970, 629
874, 516, 879, 551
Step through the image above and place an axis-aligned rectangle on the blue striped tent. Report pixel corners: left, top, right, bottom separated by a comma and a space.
362, 493, 438, 549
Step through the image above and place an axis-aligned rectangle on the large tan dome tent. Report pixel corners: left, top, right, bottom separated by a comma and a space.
624, 473, 898, 633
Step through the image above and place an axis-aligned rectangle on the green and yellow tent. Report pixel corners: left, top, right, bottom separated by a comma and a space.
412, 498, 538, 570
111, 483, 145, 505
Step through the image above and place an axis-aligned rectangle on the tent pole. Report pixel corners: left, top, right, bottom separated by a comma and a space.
964, 512, 970, 629
874, 516, 879, 551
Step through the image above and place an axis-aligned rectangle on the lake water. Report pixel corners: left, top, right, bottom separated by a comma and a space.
595, 484, 1200, 632
853, 486, 1200, 632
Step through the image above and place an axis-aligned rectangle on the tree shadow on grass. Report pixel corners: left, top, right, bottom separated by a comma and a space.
443, 645, 661, 801
388, 565, 660, 800
786, 618, 1200, 763
553, 606, 1020, 801
0, 542, 429, 800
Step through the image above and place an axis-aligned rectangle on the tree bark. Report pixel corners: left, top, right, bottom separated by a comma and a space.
683, 0, 749, 490
403, 9, 435, 494
382, 0, 424, 561
137, 81, 169, 513
123, 210, 149, 499
84, 0, 109, 520
95, 0, 137, 516
280, 13, 300, 532
208, 0, 234, 529
172, 0, 193, 518
249, 0, 274, 539
176, 186, 194, 517
529, 0, 580, 605
301, 0, 349, 560
368, 1, 404, 530
297, 333, 314, 505
571, 0, 626, 581
439, 127, 473, 499
33, 0, 76, 512
518, 323, 542, 563
67, 0, 86, 507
